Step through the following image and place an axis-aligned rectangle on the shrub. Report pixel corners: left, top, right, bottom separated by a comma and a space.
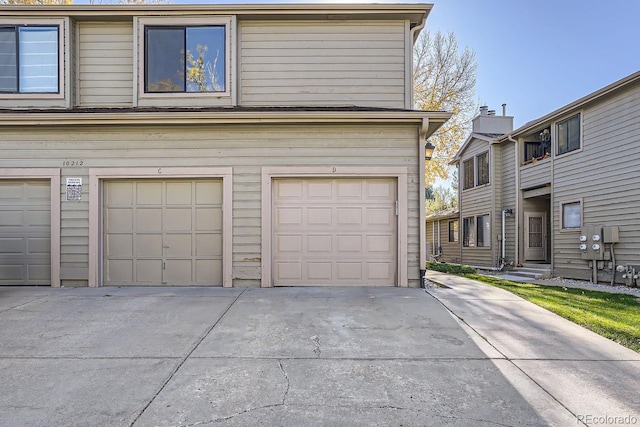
426, 262, 475, 275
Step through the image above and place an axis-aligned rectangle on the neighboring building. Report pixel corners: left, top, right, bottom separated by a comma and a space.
454, 71, 640, 285
450, 105, 514, 269
425, 207, 460, 263
0, 4, 450, 288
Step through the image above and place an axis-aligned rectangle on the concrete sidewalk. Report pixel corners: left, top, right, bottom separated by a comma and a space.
425, 271, 640, 427
0, 282, 638, 426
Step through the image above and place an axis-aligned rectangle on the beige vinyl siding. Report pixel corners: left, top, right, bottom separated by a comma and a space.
553, 83, 640, 278
501, 141, 517, 264
520, 158, 551, 189
0, 123, 420, 287
77, 22, 134, 107
459, 139, 493, 267
239, 20, 406, 108
426, 217, 460, 263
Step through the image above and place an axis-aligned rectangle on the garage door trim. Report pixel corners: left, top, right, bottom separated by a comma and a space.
89, 167, 233, 288
261, 167, 408, 288
0, 168, 61, 287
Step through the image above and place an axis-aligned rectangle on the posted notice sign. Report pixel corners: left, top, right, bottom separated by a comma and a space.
66, 177, 82, 201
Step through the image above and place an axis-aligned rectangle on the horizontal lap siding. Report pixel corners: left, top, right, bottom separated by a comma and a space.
239, 21, 406, 108
520, 159, 551, 189
553, 83, 640, 274
501, 142, 517, 264
460, 139, 493, 267
0, 124, 419, 286
78, 22, 133, 107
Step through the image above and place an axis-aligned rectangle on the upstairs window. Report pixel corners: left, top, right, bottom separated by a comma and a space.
463, 159, 474, 190
476, 151, 489, 185
145, 25, 226, 93
557, 114, 581, 155
463, 151, 489, 189
0, 25, 59, 93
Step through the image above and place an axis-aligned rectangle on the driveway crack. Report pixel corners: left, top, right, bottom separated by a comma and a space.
129, 289, 247, 427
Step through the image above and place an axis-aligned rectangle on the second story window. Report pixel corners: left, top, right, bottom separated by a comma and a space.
463, 159, 474, 190
557, 113, 581, 155
145, 25, 226, 93
0, 25, 59, 93
476, 151, 489, 185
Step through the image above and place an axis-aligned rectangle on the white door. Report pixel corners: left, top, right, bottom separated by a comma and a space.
103, 179, 223, 286
524, 211, 546, 261
272, 178, 397, 286
0, 180, 51, 285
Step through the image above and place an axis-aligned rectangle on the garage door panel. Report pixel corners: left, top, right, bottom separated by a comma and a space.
104, 179, 223, 286
195, 208, 222, 230
136, 260, 163, 282
106, 208, 133, 232
307, 262, 332, 280
136, 209, 162, 232
196, 259, 222, 283
107, 234, 133, 257
136, 182, 163, 204
137, 234, 163, 257
307, 207, 331, 225
165, 208, 192, 230
337, 235, 362, 253
307, 235, 331, 252
166, 182, 193, 205
28, 238, 51, 254
0, 180, 52, 286
165, 234, 192, 257
276, 207, 303, 226
277, 234, 303, 253
196, 234, 223, 256
106, 260, 133, 282
273, 178, 396, 286
0, 238, 24, 254
106, 182, 134, 204
0, 211, 23, 226
337, 207, 362, 225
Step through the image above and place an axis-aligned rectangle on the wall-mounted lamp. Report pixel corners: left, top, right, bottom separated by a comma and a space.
425, 142, 435, 161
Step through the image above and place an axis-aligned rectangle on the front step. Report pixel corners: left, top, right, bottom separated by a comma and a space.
509, 266, 552, 280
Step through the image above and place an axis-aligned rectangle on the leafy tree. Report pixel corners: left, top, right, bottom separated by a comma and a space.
425, 185, 457, 215
186, 44, 224, 93
414, 31, 477, 185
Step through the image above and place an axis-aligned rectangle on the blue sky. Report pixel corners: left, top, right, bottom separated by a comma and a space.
425, 0, 640, 128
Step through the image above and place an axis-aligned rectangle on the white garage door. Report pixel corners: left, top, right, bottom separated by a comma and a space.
273, 178, 397, 286
0, 180, 51, 286
103, 179, 223, 286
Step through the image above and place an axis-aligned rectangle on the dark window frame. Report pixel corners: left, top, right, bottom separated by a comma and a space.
448, 219, 459, 243
556, 113, 581, 156
463, 158, 475, 190
144, 24, 226, 94
476, 151, 489, 186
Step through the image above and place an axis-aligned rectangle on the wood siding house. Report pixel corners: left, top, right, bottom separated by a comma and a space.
455, 71, 640, 285
0, 4, 450, 288
425, 207, 460, 263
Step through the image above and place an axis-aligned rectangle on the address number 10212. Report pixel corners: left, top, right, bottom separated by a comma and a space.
62, 160, 84, 166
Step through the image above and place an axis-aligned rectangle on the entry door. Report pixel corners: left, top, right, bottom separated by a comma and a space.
524, 212, 546, 261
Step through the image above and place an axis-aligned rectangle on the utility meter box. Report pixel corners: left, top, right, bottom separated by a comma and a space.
579, 225, 604, 260
603, 226, 620, 243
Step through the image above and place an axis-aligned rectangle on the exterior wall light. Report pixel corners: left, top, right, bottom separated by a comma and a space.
425, 142, 435, 161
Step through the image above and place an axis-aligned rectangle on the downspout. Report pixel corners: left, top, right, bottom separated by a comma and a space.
507, 135, 519, 266
419, 117, 429, 287
437, 220, 441, 258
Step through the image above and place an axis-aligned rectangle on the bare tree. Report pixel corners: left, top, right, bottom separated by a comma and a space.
414, 31, 477, 185
1, 0, 72, 4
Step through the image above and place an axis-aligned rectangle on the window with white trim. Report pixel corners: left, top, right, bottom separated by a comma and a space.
137, 17, 232, 101
0, 25, 59, 93
463, 214, 490, 248
448, 219, 459, 243
462, 151, 490, 189
562, 201, 581, 229
557, 114, 581, 155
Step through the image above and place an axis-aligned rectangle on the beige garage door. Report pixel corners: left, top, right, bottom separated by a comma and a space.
103, 179, 223, 286
273, 178, 397, 286
0, 180, 51, 286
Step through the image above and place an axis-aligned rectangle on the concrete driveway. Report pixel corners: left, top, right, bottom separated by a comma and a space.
1, 282, 636, 426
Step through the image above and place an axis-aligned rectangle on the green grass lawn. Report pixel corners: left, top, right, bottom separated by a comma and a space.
465, 274, 640, 353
